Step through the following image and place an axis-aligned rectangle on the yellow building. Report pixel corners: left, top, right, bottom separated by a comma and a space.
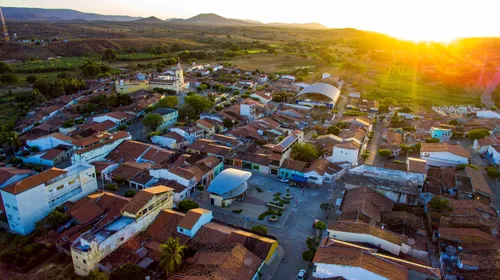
115, 79, 149, 94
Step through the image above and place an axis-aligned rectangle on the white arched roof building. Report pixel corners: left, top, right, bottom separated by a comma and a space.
295, 83, 341, 109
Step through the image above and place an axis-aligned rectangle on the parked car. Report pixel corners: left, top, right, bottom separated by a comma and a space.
277, 177, 289, 183
297, 269, 307, 280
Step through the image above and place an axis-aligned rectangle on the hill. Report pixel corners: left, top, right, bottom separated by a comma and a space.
267, 22, 327, 29
134, 16, 164, 24
2, 7, 142, 21
169, 13, 252, 26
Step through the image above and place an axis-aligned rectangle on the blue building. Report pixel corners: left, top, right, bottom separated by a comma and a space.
153, 108, 178, 129
430, 127, 452, 142
279, 159, 308, 182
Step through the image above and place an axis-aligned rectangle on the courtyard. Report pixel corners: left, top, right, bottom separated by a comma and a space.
194, 170, 341, 279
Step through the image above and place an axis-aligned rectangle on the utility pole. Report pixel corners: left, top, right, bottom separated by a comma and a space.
0, 7, 9, 42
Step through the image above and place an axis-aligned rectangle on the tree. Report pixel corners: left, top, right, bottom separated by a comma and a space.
486, 167, 500, 178
110, 263, 147, 280
26, 75, 37, 83
327, 125, 341, 135
291, 143, 320, 163
305, 236, 320, 251
184, 94, 214, 117
142, 113, 164, 131
87, 270, 109, 280
468, 129, 490, 140
0, 62, 12, 74
223, 118, 233, 128
46, 208, 69, 229
178, 199, 199, 212
1, 74, 19, 84
159, 237, 187, 277
251, 225, 268, 236
156, 96, 178, 108
429, 196, 452, 211
378, 149, 392, 158
425, 138, 440, 143
102, 48, 118, 61
313, 221, 327, 237
400, 144, 412, 153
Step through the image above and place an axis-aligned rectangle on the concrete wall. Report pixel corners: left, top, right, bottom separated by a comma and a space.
177, 211, 213, 238
420, 151, 468, 166
151, 135, 177, 149
332, 147, 358, 166
328, 229, 401, 256
349, 165, 425, 186
27, 136, 71, 151
72, 137, 129, 164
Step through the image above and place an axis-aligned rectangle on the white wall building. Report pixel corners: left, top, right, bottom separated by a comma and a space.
331, 141, 360, 166
169, 127, 204, 144
72, 132, 131, 164
420, 143, 470, 166
1, 163, 98, 235
476, 110, 500, 119
26, 133, 73, 151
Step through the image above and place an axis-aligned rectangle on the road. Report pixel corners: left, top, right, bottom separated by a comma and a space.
481, 67, 500, 108
364, 116, 383, 166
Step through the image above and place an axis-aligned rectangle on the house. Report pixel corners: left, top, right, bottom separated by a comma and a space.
472, 136, 498, 154
331, 141, 360, 166
21, 145, 73, 166
464, 166, 494, 203
486, 144, 500, 164
151, 108, 178, 129
104, 162, 155, 190
1, 163, 98, 235
169, 127, 204, 144
271, 130, 303, 160
207, 168, 251, 207
177, 208, 213, 238
279, 159, 308, 181
70, 186, 174, 276
26, 133, 74, 151
430, 127, 452, 142
196, 119, 216, 136
72, 131, 131, 164
0, 167, 36, 189
250, 91, 273, 104
304, 159, 344, 185
313, 238, 441, 280
328, 221, 428, 260
420, 143, 470, 166
92, 111, 135, 126
151, 131, 187, 149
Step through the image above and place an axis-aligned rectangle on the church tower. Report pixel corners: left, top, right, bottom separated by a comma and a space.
175, 61, 184, 94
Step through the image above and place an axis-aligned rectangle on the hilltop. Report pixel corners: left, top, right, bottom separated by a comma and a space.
134, 16, 164, 24
2, 7, 142, 21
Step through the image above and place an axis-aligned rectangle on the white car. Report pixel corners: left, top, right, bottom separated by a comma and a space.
277, 177, 289, 183
297, 269, 307, 280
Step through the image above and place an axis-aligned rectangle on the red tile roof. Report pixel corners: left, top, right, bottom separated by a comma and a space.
2, 168, 67, 195
121, 185, 172, 215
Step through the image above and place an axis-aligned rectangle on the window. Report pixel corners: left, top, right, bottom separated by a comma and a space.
83, 260, 87, 264
5, 204, 9, 209
68, 180, 75, 185
120, 237, 124, 242
7, 214, 12, 220
12, 206, 18, 211
57, 185, 64, 191
179, 228, 184, 232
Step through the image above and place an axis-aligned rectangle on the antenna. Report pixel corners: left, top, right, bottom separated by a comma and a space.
0, 7, 9, 42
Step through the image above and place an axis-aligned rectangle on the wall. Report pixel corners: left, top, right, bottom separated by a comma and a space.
210, 194, 223, 207
420, 151, 468, 166
150, 169, 193, 188
279, 168, 304, 179
328, 229, 401, 256
72, 137, 129, 164
313, 263, 387, 280
178, 212, 213, 238
92, 116, 123, 125
27, 136, 70, 151
332, 147, 358, 166
115, 80, 149, 94
0, 173, 33, 189
349, 165, 425, 186
151, 135, 177, 149
487, 145, 500, 164
477, 110, 500, 119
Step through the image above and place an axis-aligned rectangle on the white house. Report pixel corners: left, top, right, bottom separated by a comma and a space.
476, 110, 500, 119
72, 131, 131, 164
151, 132, 187, 149
487, 145, 500, 164
0, 167, 36, 189
1, 163, 98, 235
26, 133, 74, 151
169, 127, 204, 144
177, 208, 213, 238
250, 91, 273, 104
304, 159, 345, 185
420, 143, 470, 166
281, 75, 296, 81
473, 137, 498, 154
331, 141, 360, 166
92, 111, 135, 126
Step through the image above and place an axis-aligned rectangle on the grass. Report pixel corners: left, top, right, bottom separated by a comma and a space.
245, 49, 268, 54
227, 53, 319, 73
364, 72, 481, 108
116, 53, 173, 61
11, 57, 98, 73
0, 91, 30, 125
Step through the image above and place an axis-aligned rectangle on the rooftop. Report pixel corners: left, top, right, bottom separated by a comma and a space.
207, 168, 251, 196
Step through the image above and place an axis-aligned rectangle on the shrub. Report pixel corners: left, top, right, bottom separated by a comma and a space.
125, 190, 137, 197
429, 196, 452, 211
378, 149, 392, 158
232, 209, 243, 214
456, 164, 478, 171
1, 74, 19, 84
425, 138, 440, 143
486, 167, 500, 178
197, 185, 204, 191
26, 75, 37, 83
105, 184, 118, 191
178, 199, 199, 212
468, 129, 490, 140
302, 250, 315, 261
114, 176, 127, 185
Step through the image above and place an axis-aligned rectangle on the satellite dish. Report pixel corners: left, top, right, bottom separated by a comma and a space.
407, 238, 416, 246
491, 228, 499, 236
446, 245, 457, 255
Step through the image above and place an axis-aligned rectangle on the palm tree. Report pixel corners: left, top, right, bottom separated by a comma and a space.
159, 236, 187, 277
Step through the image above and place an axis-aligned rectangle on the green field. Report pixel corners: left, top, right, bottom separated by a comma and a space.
245, 49, 268, 54
11, 57, 98, 73
227, 53, 319, 73
116, 53, 173, 61
364, 73, 482, 108
0, 92, 29, 125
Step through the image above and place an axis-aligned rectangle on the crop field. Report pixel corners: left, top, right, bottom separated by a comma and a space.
116, 53, 174, 61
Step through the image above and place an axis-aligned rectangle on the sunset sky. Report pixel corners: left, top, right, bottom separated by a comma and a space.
4, 0, 499, 41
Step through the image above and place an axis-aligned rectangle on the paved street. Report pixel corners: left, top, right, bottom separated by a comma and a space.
127, 119, 146, 141
364, 116, 383, 166
481, 66, 500, 108
194, 171, 339, 280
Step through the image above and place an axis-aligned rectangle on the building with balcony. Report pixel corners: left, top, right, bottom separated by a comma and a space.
70, 185, 174, 276
0, 163, 98, 235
